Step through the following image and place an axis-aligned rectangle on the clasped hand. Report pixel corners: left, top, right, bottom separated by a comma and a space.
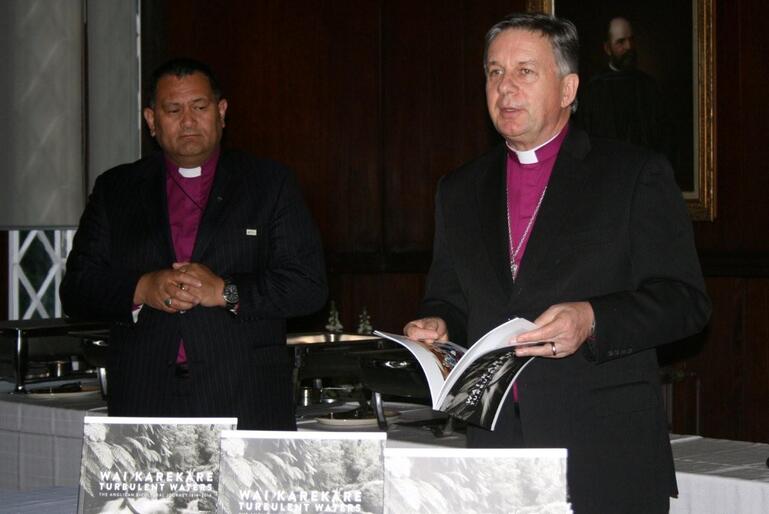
134, 262, 226, 313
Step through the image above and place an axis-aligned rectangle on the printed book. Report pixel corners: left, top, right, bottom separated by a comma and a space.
375, 317, 540, 430
77, 416, 237, 514
217, 431, 386, 514
384, 447, 572, 514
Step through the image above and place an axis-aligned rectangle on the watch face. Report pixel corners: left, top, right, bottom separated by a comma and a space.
223, 283, 239, 304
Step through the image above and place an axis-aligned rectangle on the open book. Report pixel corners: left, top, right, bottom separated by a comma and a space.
374, 318, 539, 431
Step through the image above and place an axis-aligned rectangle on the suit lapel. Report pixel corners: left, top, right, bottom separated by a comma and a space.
139, 155, 176, 264
191, 152, 239, 261
512, 128, 592, 296
476, 145, 515, 298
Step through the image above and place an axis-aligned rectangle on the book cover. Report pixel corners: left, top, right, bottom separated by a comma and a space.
218, 431, 386, 514
384, 447, 572, 514
375, 317, 540, 430
77, 416, 237, 514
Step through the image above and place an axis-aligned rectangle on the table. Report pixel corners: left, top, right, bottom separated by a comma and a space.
670, 435, 769, 513
0, 486, 78, 513
0, 318, 106, 393
0, 380, 105, 491
0, 381, 452, 494
4, 429, 769, 512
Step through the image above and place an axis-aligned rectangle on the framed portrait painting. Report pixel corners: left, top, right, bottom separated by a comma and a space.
527, 0, 715, 220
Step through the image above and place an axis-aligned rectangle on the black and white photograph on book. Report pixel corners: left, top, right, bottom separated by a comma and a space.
384, 447, 571, 514
77, 416, 236, 514
218, 431, 386, 514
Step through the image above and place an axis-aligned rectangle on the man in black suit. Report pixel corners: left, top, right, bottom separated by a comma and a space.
404, 13, 709, 513
61, 58, 327, 430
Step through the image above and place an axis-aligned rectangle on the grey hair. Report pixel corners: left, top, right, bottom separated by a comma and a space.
483, 12, 579, 77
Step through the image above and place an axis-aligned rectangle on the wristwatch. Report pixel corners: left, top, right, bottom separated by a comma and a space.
222, 277, 240, 315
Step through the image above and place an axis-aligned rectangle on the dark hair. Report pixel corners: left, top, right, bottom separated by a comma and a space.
483, 12, 579, 76
147, 58, 223, 107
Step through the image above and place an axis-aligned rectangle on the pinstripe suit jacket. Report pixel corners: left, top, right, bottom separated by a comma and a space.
60, 150, 327, 429
420, 127, 710, 512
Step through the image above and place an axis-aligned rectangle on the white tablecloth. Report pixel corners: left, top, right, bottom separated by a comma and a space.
0, 486, 77, 513
4, 388, 768, 513
0, 381, 105, 491
670, 435, 769, 513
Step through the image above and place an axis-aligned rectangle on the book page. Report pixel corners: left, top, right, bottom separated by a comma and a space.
438, 350, 534, 430
373, 331, 466, 406
436, 317, 539, 407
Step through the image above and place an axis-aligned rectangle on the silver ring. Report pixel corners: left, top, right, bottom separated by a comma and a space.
550, 342, 557, 356
164, 297, 173, 307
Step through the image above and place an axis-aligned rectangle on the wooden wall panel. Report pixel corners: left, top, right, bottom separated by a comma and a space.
675, 0, 769, 442
666, 277, 769, 442
329, 272, 426, 334
743, 279, 769, 441
694, 0, 769, 252
381, 1, 512, 252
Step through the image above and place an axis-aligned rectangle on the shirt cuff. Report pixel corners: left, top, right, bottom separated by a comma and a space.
131, 304, 143, 324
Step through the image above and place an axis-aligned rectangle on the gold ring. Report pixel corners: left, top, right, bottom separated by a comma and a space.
550, 342, 557, 356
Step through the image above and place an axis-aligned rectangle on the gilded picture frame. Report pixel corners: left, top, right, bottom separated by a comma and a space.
527, 0, 716, 220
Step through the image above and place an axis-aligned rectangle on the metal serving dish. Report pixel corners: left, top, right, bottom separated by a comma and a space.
287, 332, 383, 345
355, 348, 431, 401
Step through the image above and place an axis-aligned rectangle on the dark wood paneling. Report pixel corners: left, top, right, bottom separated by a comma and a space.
676, 0, 769, 442
665, 276, 769, 442
743, 279, 769, 441
694, 0, 769, 251
381, 1, 511, 252
329, 272, 426, 334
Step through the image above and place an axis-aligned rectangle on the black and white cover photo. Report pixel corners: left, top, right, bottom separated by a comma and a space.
218, 431, 386, 514
77, 416, 236, 514
384, 448, 572, 514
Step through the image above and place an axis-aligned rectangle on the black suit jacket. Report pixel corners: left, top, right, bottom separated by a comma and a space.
420, 127, 710, 512
60, 150, 327, 429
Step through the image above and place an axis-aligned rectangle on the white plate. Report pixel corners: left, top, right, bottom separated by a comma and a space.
315, 411, 400, 427
26, 385, 101, 399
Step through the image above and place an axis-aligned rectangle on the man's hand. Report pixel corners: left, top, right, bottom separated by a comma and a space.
403, 317, 449, 344
512, 301, 594, 358
171, 262, 226, 308
133, 268, 203, 313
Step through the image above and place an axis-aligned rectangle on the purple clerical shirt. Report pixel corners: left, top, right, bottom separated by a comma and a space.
165, 146, 220, 363
505, 124, 568, 277
507, 124, 568, 402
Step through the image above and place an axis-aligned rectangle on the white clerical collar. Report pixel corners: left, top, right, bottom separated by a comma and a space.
506, 130, 561, 164
178, 166, 202, 178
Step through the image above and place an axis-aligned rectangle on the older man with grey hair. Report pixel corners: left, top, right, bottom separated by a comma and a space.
404, 12, 709, 513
